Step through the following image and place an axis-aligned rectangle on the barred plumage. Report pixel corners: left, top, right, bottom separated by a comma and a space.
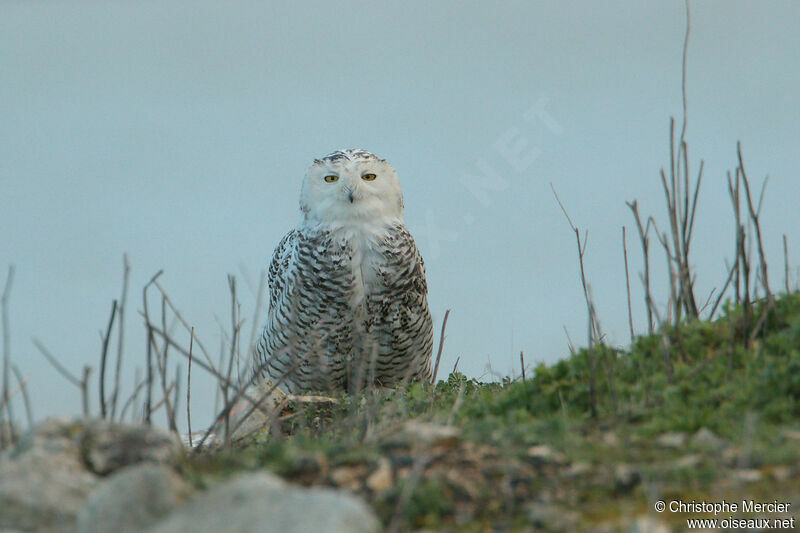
253, 149, 433, 394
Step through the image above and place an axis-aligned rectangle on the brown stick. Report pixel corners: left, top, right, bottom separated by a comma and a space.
626, 201, 654, 334
738, 142, 772, 301
519, 350, 526, 381
153, 279, 217, 371
11, 365, 33, 429
784, 235, 791, 294
99, 299, 118, 418
431, 309, 451, 385
142, 271, 163, 424
81, 365, 92, 417
33, 338, 92, 416
110, 254, 130, 419
552, 184, 599, 416
709, 261, 737, 320
187, 327, 194, 447
1, 266, 15, 443
622, 226, 634, 342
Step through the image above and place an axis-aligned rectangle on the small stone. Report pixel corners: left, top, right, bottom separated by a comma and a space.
613, 464, 640, 492
655, 432, 687, 448
392, 422, 460, 449
770, 466, 792, 481
673, 454, 702, 469
628, 516, 670, 533
331, 465, 366, 490
564, 461, 592, 478
527, 502, 579, 531
526, 445, 565, 464
690, 428, 726, 452
365, 458, 392, 492
602, 432, 619, 447
720, 447, 740, 466
734, 469, 763, 483
781, 428, 800, 442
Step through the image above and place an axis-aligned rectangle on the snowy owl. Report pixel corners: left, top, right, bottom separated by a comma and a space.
253, 149, 433, 394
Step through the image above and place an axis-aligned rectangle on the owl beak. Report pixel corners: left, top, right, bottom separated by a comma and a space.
348, 190, 355, 203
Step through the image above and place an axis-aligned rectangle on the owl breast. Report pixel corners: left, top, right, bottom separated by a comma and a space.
340, 223, 386, 307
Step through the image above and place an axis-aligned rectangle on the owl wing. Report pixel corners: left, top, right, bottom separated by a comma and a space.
367, 223, 434, 387
253, 227, 354, 393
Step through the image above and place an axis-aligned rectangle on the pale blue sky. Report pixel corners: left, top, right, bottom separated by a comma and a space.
2, 1, 799, 429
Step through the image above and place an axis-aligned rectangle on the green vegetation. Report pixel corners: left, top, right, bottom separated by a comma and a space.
184, 292, 800, 532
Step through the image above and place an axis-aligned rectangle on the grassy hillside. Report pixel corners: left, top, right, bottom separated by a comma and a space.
184, 292, 800, 532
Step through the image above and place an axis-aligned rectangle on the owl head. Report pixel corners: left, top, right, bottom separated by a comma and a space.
300, 149, 405, 226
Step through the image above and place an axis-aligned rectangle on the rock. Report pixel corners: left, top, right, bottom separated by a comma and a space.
733, 469, 763, 483
770, 466, 792, 481
76, 464, 193, 533
0, 419, 100, 532
564, 461, 592, 478
720, 447, 740, 466
602, 432, 619, 447
690, 428, 726, 452
331, 465, 367, 490
781, 428, 800, 442
655, 431, 686, 448
526, 502, 579, 531
526, 445, 565, 465
613, 464, 640, 492
81, 419, 182, 475
628, 516, 670, 533
673, 454, 702, 469
365, 458, 393, 492
389, 421, 460, 449
145, 471, 380, 533
0, 418, 184, 533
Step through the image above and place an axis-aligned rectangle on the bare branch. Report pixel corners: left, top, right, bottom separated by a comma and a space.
552, 184, 599, 416
626, 201, 654, 334
142, 270, 163, 424
187, 327, 194, 447
784, 235, 791, 294
1, 265, 16, 442
99, 299, 118, 418
431, 309, 451, 385
738, 142, 772, 301
11, 365, 33, 429
33, 338, 83, 388
622, 226, 635, 342
110, 254, 130, 419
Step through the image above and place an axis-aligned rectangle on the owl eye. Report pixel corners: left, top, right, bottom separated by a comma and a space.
361, 173, 377, 181
324, 175, 339, 183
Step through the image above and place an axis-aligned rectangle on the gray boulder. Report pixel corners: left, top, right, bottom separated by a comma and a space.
0, 418, 183, 533
76, 464, 193, 533
0, 419, 100, 532
145, 471, 380, 533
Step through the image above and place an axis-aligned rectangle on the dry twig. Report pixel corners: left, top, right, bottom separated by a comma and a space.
431, 309, 450, 384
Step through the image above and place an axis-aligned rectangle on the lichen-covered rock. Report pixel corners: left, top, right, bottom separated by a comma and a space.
145, 471, 380, 533
81, 419, 182, 475
0, 418, 182, 533
690, 427, 726, 452
0, 419, 100, 532
76, 464, 193, 533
